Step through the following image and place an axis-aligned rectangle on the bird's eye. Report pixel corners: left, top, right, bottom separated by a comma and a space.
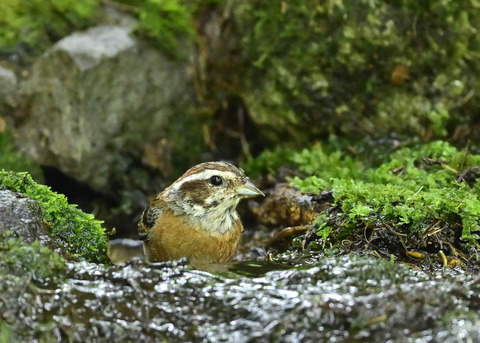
210, 175, 223, 186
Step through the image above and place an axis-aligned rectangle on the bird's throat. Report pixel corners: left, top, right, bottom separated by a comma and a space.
171, 200, 239, 236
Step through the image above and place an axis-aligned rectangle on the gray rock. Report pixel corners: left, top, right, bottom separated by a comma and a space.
53, 26, 135, 71
16, 25, 193, 191
0, 189, 52, 247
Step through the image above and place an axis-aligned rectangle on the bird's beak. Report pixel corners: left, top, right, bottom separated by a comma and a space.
236, 179, 265, 197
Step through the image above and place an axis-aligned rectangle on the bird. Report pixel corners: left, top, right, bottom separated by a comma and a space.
138, 161, 264, 265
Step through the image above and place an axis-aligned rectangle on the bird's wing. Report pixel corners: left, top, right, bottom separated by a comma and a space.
138, 205, 164, 242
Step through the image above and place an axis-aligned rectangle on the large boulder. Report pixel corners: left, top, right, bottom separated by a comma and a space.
15, 25, 193, 191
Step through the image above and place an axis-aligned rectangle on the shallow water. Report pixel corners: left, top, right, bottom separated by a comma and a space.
3, 254, 480, 342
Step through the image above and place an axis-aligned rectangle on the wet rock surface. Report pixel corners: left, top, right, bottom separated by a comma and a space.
2, 255, 480, 342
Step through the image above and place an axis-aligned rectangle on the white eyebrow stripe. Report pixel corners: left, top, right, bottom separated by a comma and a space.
171, 170, 238, 191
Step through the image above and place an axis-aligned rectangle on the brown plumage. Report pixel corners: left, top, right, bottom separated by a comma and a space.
138, 161, 264, 264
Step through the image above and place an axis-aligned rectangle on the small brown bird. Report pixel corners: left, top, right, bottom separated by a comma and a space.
138, 161, 264, 264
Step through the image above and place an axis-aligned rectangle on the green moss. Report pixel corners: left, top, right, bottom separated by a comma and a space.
313, 214, 332, 248
0, 0, 100, 52
290, 140, 480, 248
242, 139, 362, 181
133, 0, 195, 59
242, 146, 296, 179
292, 143, 364, 180
0, 171, 110, 263
0, 320, 11, 343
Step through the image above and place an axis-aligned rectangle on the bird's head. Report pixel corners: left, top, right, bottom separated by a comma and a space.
164, 161, 264, 234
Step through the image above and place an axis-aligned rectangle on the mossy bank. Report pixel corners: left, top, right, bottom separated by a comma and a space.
0, 170, 110, 264
244, 139, 480, 269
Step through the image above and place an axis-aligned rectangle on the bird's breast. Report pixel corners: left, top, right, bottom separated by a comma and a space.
143, 209, 243, 264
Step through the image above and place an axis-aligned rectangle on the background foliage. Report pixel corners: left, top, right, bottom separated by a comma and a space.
237, 0, 480, 143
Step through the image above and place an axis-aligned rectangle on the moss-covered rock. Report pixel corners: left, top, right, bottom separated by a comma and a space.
0, 170, 110, 264
245, 140, 480, 268
0, 236, 67, 284
0, 0, 196, 57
